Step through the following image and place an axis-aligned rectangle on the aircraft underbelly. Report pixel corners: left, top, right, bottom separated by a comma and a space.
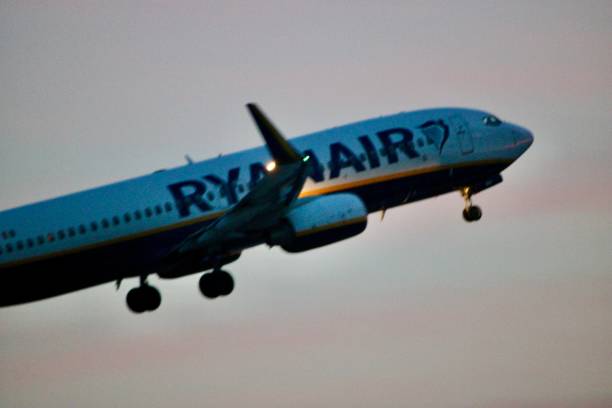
341, 161, 508, 213
0, 218, 216, 306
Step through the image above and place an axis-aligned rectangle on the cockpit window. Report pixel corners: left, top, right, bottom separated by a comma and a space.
483, 115, 502, 126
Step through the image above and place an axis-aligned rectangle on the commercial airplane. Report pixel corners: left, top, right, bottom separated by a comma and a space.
0, 104, 533, 313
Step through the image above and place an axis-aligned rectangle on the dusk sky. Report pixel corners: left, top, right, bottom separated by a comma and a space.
1, 1, 611, 407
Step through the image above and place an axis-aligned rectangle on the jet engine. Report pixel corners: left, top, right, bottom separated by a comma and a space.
268, 193, 368, 252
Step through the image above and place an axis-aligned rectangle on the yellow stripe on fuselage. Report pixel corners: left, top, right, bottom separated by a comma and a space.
299, 158, 511, 197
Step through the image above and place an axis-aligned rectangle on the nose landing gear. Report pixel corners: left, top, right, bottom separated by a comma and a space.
126, 276, 162, 313
461, 187, 482, 222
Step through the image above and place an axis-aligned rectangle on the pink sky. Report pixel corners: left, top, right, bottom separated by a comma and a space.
1, 1, 611, 407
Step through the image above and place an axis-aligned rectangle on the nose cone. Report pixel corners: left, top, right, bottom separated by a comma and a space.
519, 128, 534, 149
511, 125, 534, 156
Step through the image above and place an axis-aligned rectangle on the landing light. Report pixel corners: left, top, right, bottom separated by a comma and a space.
302, 155, 310, 162
265, 161, 277, 172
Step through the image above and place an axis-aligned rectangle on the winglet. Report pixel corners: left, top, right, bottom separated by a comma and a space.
246, 103, 302, 165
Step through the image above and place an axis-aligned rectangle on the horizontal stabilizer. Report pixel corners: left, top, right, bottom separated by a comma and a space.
246, 103, 302, 165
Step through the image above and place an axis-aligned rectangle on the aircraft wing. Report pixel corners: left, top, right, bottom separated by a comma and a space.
169, 104, 311, 261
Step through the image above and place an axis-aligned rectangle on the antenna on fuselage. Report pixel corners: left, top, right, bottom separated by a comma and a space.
185, 154, 194, 165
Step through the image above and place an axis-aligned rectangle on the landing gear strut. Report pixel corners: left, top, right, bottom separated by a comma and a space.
126, 276, 162, 313
199, 269, 234, 299
461, 187, 482, 222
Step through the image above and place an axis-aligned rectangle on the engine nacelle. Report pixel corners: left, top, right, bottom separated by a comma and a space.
268, 193, 368, 253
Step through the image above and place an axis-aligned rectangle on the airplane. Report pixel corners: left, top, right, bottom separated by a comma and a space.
0, 104, 533, 313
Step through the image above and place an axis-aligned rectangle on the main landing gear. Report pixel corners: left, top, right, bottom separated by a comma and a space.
199, 269, 235, 299
125, 268, 235, 313
461, 187, 482, 222
126, 276, 162, 313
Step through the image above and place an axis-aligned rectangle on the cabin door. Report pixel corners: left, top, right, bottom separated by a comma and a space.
450, 115, 474, 154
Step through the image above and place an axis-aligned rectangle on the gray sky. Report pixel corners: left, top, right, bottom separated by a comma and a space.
1, 1, 611, 407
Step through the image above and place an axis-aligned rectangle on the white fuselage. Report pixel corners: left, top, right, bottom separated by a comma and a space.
0, 107, 533, 306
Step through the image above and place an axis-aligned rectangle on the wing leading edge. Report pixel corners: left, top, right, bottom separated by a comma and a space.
164, 103, 312, 268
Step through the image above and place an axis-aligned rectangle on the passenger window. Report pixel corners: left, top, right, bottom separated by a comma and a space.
47, 233, 55, 243
68, 227, 76, 237
79, 225, 87, 235
6, 243, 13, 253
9, 230, 16, 238
57, 230, 66, 240
27, 238, 34, 248
207, 192, 215, 201
112, 216, 120, 226
164, 202, 173, 212
16, 241, 24, 250
37, 236, 45, 245
145, 208, 153, 218
101, 219, 110, 229
0, 246, 3, 255
124, 213, 132, 223
134, 210, 142, 220
155, 205, 163, 215
90, 222, 98, 232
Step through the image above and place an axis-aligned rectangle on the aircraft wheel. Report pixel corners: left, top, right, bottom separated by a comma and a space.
127, 287, 147, 313
142, 285, 162, 311
199, 270, 234, 299
126, 285, 161, 313
199, 273, 218, 299
462, 205, 482, 222
216, 270, 234, 296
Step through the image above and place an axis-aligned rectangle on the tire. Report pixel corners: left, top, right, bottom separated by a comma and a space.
199, 271, 235, 298
468, 205, 482, 221
126, 288, 146, 313
142, 285, 162, 311
199, 273, 219, 299
463, 206, 482, 222
216, 271, 234, 296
